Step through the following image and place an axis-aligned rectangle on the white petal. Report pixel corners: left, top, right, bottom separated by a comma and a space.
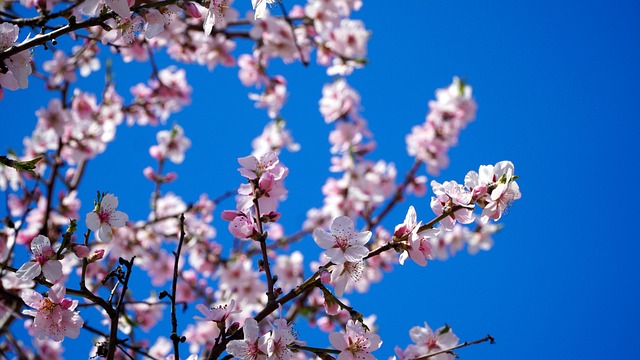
325, 248, 345, 264
101, 193, 118, 213
109, 211, 128, 227
344, 246, 368, 263
16, 261, 40, 281
238, 155, 258, 171
86, 212, 100, 231
331, 216, 354, 238
42, 260, 63, 282
30, 235, 50, 255
243, 318, 259, 341
350, 230, 371, 246
312, 229, 335, 249
97, 224, 113, 242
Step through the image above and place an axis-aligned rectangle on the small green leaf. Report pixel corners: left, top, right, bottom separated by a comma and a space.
439, 324, 451, 335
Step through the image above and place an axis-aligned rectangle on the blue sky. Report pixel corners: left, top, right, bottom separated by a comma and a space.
2, 0, 640, 359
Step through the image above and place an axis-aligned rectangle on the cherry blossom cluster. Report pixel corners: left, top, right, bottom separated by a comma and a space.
406, 77, 478, 175
0, 23, 31, 98
0, 1, 522, 359
223, 151, 288, 240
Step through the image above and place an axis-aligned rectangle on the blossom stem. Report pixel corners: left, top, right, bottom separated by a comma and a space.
415, 334, 494, 359
277, 0, 309, 66
107, 256, 136, 360
291, 345, 340, 355
368, 159, 422, 230
251, 181, 277, 303
169, 214, 187, 360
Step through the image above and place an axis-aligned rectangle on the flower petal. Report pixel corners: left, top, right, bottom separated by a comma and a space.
16, 261, 40, 281
86, 212, 100, 231
313, 229, 335, 249
331, 216, 354, 238
344, 246, 368, 263
101, 194, 118, 213
109, 210, 128, 227
42, 260, 63, 283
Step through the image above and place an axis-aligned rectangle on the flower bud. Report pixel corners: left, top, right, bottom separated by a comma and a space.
320, 270, 331, 284
88, 249, 105, 263
184, 2, 202, 18
71, 244, 90, 258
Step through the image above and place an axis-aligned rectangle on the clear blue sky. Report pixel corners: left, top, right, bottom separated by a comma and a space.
2, 0, 639, 359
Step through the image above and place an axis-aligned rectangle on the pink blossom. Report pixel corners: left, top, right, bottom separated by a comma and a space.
398, 323, 459, 360
330, 260, 364, 297
313, 216, 371, 264
15, 235, 63, 282
21, 283, 83, 342
194, 299, 240, 323
221, 210, 259, 239
226, 318, 270, 360
406, 77, 477, 175
249, 76, 288, 119
395, 206, 439, 266
42, 50, 76, 87
151, 124, 192, 164
319, 78, 361, 123
86, 193, 128, 241
251, 120, 300, 154
329, 320, 381, 360
237, 151, 280, 180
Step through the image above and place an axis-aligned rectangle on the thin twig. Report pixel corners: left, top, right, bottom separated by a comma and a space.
417, 334, 495, 359
169, 214, 187, 360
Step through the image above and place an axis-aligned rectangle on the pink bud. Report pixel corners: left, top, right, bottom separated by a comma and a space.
128, 0, 135, 7
149, 145, 163, 160
258, 172, 276, 192
60, 298, 73, 309
65, 168, 77, 182
473, 184, 487, 199
184, 2, 202, 18
324, 299, 340, 316
263, 211, 281, 223
72, 244, 91, 258
320, 270, 331, 284
164, 172, 178, 183
88, 249, 105, 263
143, 166, 156, 181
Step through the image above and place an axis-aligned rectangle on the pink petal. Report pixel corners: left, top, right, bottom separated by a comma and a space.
20, 289, 43, 308
329, 332, 348, 351
49, 282, 66, 303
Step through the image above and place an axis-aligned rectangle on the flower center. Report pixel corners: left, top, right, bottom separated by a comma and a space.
98, 209, 111, 223
335, 235, 349, 251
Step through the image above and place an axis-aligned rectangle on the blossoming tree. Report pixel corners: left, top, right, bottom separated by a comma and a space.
0, 0, 521, 359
